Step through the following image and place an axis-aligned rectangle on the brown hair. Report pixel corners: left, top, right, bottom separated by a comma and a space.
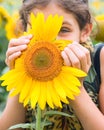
19, 0, 92, 31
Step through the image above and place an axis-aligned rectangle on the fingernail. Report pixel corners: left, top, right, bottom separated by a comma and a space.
61, 51, 65, 56
24, 39, 30, 43
17, 51, 21, 55
73, 41, 78, 44
22, 45, 27, 49
28, 34, 33, 38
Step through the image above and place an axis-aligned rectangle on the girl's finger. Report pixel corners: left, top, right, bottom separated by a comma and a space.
18, 34, 33, 40
64, 47, 81, 69
6, 45, 27, 58
67, 43, 91, 72
72, 42, 91, 65
8, 38, 30, 47
61, 51, 71, 66
5, 51, 21, 69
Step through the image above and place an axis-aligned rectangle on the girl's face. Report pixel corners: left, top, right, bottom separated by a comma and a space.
31, 2, 91, 43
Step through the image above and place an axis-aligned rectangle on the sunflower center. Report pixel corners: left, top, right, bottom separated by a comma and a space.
24, 42, 63, 81
32, 47, 52, 69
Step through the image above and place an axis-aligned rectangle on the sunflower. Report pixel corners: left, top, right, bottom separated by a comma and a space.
91, 1, 101, 10
96, 14, 104, 21
95, 14, 104, 42
0, 13, 86, 110
0, 6, 10, 27
5, 11, 23, 40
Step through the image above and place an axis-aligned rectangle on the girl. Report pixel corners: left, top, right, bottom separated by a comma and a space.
1, 0, 104, 130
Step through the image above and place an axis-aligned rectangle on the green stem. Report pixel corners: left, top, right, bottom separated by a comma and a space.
36, 105, 42, 130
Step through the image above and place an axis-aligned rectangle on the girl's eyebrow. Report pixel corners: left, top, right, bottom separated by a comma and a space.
62, 21, 72, 26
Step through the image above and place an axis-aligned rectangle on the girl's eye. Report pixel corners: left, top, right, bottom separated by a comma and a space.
59, 27, 71, 33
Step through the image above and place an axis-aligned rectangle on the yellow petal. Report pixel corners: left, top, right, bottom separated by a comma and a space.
38, 82, 47, 110
49, 81, 62, 108
28, 13, 63, 42
54, 40, 72, 51
46, 81, 54, 109
1, 78, 15, 87
6, 83, 15, 91
59, 74, 80, 99
0, 70, 15, 81
19, 77, 32, 103
1, 71, 24, 86
53, 77, 66, 100
62, 71, 81, 86
10, 74, 28, 97
6, 72, 25, 91
30, 81, 41, 108
62, 66, 87, 77
44, 14, 63, 41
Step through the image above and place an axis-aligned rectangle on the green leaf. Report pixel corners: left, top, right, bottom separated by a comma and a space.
44, 110, 74, 117
42, 122, 52, 128
8, 123, 35, 130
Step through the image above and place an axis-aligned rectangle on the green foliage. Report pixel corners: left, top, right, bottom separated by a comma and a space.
9, 110, 74, 130
0, 84, 8, 114
0, 0, 22, 14
9, 123, 36, 130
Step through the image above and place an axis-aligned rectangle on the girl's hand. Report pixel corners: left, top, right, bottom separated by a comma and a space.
61, 41, 91, 73
5, 34, 32, 69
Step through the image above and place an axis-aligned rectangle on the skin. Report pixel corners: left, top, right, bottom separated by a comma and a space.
99, 47, 104, 114
1, 2, 104, 130
0, 96, 26, 130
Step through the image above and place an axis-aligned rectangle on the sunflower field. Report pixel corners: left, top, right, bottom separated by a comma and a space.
0, 0, 21, 114
0, 0, 104, 115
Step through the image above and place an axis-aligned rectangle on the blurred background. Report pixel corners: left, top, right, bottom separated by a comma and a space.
0, 0, 104, 114
0, 0, 22, 114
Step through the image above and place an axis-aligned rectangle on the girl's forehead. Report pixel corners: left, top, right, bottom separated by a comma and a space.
31, 4, 74, 20
31, 4, 64, 16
